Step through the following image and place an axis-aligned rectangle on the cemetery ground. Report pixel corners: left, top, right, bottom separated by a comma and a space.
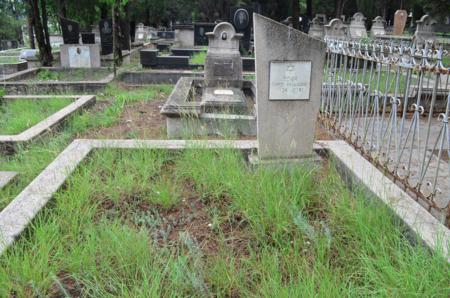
0, 81, 448, 296
0, 147, 449, 296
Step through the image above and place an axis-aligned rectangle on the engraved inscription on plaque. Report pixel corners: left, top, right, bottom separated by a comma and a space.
269, 61, 312, 100
68, 46, 91, 68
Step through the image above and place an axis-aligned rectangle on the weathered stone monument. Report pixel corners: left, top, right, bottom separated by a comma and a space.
393, 10, 407, 35
370, 16, 386, 37
161, 22, 256, 137
173, 24, 194, 48
308, 16, 324, 39
134, 23, 148, 44
61, 17, 80, 44
60, 17, 100, 67
254, 14, 326, 160
324, 18, 346, 39
349, 12, 367, 38
99, 19, 113, 55
414, 15, 437, 45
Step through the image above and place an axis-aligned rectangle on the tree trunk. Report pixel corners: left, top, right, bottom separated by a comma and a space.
58, 0, 67, 18
335, 0, 343, 18
292, 0, 300, 29
306, 0, 312, 19
30, 0, 52, 66
27, 0, 35, 48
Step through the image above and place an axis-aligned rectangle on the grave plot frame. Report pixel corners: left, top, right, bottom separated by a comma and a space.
0, 95, 96, 153
0, 67, 114, 94
0, 139, 447, 262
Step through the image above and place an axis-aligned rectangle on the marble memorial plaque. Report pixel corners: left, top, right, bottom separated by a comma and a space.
269, 61, 311, 100
68, 46, 91, 68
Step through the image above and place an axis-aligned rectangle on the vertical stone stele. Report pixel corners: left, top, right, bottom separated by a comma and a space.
254, 14, 326, 161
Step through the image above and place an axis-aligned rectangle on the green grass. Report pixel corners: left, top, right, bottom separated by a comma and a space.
33, 68, 112, 82
189, 51, 206, 65
0, 56, 22, 64
0, 98, 73, 134
0, 84, 173, 210
0, 149, 448, 296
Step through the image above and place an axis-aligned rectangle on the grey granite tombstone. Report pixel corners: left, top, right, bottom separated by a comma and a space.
414, 15, 437, 45
254, 14, 326, 160
308, 16, 324, 39
202, 22, 245, 109
61, 17, 80, 44
324, 18, 346, 39
349, 12, 367, 38
173, 24, 194, 47
370, 16, 386, 37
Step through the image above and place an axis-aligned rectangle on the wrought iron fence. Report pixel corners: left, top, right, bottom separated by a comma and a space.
320, 38, 450, 226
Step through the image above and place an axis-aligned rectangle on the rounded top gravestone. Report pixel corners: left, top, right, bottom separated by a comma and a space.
370, 16, 386, 37
206, 22, 242, 51
325, 18, 346, 39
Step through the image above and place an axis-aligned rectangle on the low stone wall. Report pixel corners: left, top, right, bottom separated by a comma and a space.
0, 60, 28, 75
118, 70, 203, 85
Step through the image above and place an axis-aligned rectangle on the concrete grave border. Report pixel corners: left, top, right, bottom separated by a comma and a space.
0, 172, 18, 189
0, 139, 448, 262
0, 95, 96, 153
0, 67, 114, 94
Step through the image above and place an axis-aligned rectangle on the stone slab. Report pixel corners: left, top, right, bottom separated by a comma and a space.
254, 14, 326, 160
0, 172, 17, 189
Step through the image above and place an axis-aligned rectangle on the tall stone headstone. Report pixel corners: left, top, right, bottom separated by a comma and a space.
60, 17, 80, 44
202, 22, 246, 109
324, 18, 346, 39
370, 16, 386, 37
173, 24, 194, 48
119, 19, 131, 51
254, 14, 326, 160
309, 16, 324, 39
414, 15, 437, 45
393, 10, 407, 35
99, 19, 113, 55
349, 12, 367, 38
134, 23, 148, 44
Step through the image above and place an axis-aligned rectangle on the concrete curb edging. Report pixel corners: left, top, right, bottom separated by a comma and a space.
0, 95, 96, 152
317, 140, 450, 262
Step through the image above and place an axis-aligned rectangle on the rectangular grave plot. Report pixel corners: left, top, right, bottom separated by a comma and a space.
0, 95, 96, 153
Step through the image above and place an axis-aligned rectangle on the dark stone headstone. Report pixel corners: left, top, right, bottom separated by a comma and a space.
157, 56, 189, 69
156, 43, 170, 52
81, 33, 95, 44
157, 31, 175, 39
194, 22, 216, 46
140, 49, 158, 67
229, 6, 255, 53
0, 40, 18, 50
119, 19, 131, 51
61, 17, 80, 44
99, 19, 113, 55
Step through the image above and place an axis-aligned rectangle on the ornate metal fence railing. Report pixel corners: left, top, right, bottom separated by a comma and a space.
320, 39, 450, 226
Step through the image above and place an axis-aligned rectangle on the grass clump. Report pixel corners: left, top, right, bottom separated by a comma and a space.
34, 68, 112, 82
189, 51, 206, 65
0, 98, 72, 134
0, 149, 448, 297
